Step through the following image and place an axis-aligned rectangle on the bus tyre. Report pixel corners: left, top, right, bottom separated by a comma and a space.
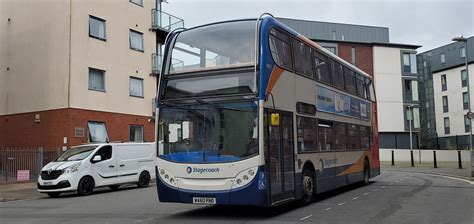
47, 192, 61, 198
302, 169, 315, 204
77, 176, 94, 196
137, 171, 150, 188
363, 160, 370, 186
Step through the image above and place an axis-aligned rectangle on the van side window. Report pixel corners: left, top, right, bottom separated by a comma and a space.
95, 145, 112, 161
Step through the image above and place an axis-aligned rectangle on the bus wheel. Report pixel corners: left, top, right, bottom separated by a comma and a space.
363, 160, 370, 186
302, 169, 315, 204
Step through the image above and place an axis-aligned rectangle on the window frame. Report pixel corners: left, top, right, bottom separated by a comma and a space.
313, 49, 331, 85
268, 27, 294, 72
463, 92, 469, 110
89, 15, 106, 41
296, 116, 318, 153
129, 76, 144, 98
460, 47, 466, 58
129, 29, 144, 52
330, 59, 345, 90
465, 115, 471, 133
129, 0, 143, 7
343, 66, 357, 95
291, 38, 313, 79
442, 95, 449, 113
87, 121, 109, 143
444, 117, 450, 134
317, 120, 334, 152
461, 69, 468, 87
91, 145, 112, 163
441, 74, 447, 91
440, 53, 446, 64
129, 125, 144, 142
88, 67, 106, 92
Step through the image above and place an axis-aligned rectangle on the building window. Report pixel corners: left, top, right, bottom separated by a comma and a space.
296, 116, 317, 152
463, 92, 469, 110
460, 47, 466, 58
423, 60, 427, 68
444, 117, 450, 134
426, 101, 430, 108
442, 96, 448, 112
351, 47, 356, 65
404, 79, 418, 101
88, 122, 109, 143
129, 30, 144, 52
441, 74, 447, 91
88, 68, 105, 92
325, 47, 336, 55
130, 77, 144, 97
406, 107, 420, 129
461, 69, 468, 87
129, 0, 143, 6
402, 52, 417, 73
89, 16, 106, 40
440, 53, 445, 64
129, 125, 144, 142
465, 115, 471, 133
427, 121, 431, 129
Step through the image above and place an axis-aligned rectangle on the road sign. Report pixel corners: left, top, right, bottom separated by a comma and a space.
467, 112, 474, 119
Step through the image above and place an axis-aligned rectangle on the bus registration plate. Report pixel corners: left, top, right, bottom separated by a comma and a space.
193, 197, 216, 205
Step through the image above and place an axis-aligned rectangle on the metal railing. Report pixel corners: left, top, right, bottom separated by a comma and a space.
152, 53, 184, 75
0, 147, 61, 183
151, 9, 184, 32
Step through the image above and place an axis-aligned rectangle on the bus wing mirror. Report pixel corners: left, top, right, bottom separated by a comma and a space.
271, 113, 280, 126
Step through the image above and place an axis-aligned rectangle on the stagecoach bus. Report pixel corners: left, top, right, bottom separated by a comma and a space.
155, 15, 380, 206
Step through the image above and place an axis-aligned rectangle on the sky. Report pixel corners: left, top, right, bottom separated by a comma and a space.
162, 0, 474, 53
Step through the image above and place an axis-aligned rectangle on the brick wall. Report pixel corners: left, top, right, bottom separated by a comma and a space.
0, 108, 155, 149
338, 44, 374, 77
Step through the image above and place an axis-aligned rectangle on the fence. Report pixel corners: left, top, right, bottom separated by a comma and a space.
0, 147, 62, 183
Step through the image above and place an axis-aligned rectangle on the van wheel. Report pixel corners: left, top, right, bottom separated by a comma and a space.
77, 176, 94, 196
301, 169, 315, 204
47, 192, 61, 197
109, 185, 120, 190
362, 160, 370, 186
137, 171, 150, 188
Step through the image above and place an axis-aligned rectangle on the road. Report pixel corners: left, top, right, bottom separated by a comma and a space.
0, 170, 472, 224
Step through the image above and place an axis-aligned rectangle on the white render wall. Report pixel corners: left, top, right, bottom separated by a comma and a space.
373, 46, 408, 132
433, 64, 474, 137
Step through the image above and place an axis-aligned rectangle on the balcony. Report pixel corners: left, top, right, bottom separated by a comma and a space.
151, 53, 184, 76
151, 9, 184, 32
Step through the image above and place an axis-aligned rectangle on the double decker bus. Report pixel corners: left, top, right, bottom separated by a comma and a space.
155, 15, 379, 206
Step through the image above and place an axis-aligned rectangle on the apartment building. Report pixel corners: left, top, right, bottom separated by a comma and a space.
418, 37, 474, 149
278, 18, 421, 149
0, 0, 180, 149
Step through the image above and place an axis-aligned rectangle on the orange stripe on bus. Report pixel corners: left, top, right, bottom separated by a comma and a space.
337, 151, 372, 176
266, 66, 285, 95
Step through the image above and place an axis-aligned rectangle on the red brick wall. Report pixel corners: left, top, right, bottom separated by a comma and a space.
0, 108, 155, 149
338, 44, 374, 77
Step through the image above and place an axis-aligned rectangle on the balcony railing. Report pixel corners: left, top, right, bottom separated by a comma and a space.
151, 9, 184, 32
151, 53, 184, 76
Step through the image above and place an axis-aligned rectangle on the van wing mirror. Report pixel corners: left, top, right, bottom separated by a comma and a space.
92, 155, 102, 162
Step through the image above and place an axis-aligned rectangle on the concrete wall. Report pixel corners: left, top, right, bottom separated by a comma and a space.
433, 64, 474, 138
0, 0, 71, 115
380, 148, 471, 162
69, 0, 156, 117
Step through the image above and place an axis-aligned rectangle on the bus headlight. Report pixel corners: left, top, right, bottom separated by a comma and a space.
232, 166, 258, 189
158, 168, 178, 187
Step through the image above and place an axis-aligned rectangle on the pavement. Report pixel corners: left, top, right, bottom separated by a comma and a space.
0, 170, 473, 224
380, 161, 473, 181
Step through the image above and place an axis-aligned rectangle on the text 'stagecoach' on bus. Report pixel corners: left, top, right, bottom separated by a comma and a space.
155, 15, 380, 207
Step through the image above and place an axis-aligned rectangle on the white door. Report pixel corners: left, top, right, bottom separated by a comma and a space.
90, 145, 117, 186
115, 146, 139, 183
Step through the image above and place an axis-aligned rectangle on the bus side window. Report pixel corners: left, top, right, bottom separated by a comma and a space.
269, 29, 294, 71
296, 116, 317, 152
334, 122, 347, 151
343, 67, 357, 95
292, 38, 313, 79
317, 120, 334, 151
356, 74, 365, 98
348, 124, 361, 150
313, 50, 330, 85
331, 60, 344, 90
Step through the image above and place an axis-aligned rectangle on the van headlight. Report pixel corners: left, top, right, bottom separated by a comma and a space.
232, 166, 258, 189
63, 163, 80, 174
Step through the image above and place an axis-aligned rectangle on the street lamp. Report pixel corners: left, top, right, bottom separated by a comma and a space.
452, 36, 472, 177
407, 104, 419, 165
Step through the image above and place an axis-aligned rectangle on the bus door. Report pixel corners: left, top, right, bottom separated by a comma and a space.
267, 111, 295, 203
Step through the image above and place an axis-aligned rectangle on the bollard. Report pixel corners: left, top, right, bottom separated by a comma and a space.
410, 150, 414, 167
391, 150, 395, 166
433, 151, 437, 168
458, 150, 463, 169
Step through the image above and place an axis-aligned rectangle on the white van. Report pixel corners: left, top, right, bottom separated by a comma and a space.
37, 142, 156, 197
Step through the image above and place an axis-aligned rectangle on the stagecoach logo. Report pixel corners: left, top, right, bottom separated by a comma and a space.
186, 166, 220, 174
186, 166, 192, 174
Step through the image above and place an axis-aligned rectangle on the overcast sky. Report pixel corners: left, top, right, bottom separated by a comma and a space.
162, 0, 473, 52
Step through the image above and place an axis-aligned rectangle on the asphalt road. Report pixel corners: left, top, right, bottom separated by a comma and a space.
0, 170, 472, 224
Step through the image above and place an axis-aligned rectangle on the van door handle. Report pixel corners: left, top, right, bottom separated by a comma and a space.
119, 164, 125, 167
109, 165, 115, 168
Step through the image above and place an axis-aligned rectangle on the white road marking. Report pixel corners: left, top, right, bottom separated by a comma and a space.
381, 186, 386, 189
389, 183, 394, 185
171, 208, 191, 214
395, 181, 400, 183
337, 202, 346, 206
352, 197, 359, 200
363, 192, 369, 195
134, 218, 154, 223
325, 207, 332, 211
300, 215, 313, 221
372, 188, 379, 192
415, 173, 474, 185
